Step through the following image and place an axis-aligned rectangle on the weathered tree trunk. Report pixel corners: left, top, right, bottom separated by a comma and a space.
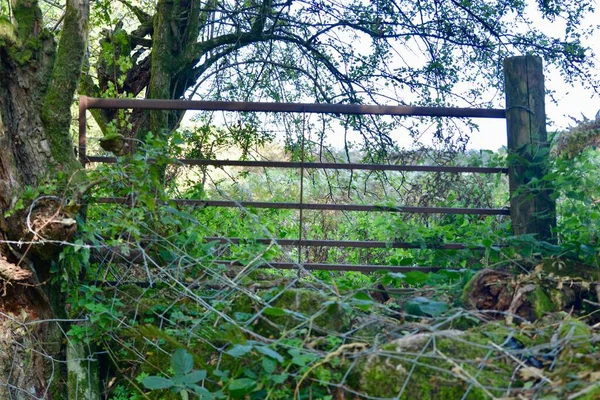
0, 1, 90, 398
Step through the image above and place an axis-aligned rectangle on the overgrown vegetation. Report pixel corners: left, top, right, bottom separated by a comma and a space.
51, 112, 599, 399
1, 0, 599, 398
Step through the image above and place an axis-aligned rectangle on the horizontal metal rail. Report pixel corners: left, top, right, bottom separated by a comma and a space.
90, 245, 445, 272
80, 96, 506, 118
204, 237, 489, 250
86, 156, 508, 174
94, 197, 510, 215
214, 260, 442, 273
78, 96, 506, 167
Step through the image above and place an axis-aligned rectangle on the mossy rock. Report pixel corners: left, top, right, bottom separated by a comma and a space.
353, 318, 599, 399
460, 269, 599, 322
357, 329, 516, 399
232, 288, 351, 336
265, 288, 351, 334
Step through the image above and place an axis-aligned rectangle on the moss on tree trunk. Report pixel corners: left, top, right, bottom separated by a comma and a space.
0, 0, 92, 398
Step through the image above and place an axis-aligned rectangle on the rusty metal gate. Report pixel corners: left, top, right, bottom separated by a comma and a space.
79, 95, 509, 273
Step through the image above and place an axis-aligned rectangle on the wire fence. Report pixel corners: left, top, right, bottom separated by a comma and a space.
0, 96, 592, 399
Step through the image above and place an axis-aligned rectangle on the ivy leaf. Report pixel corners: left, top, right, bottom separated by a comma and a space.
171, 349, 194, 375
141, 376, 174, 390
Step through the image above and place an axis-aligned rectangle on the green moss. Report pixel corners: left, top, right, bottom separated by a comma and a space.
0, 16, 20, 47
358, 330, 515, 398
100, 133, 129, 155
41, 1, 86, 171
262, 289, 350, 335
459, 273, 476, 307
13, 1, 42, 39
354, 319, 598, 399
25, 37, 42, 50
577, 385, 600, 400
558, 319, 593, 350
8, 46, 33, 65
530, 286, 555, 319
67, 341, 100, 400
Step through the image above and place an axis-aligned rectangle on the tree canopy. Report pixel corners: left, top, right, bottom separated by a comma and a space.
76, 0, 598, 146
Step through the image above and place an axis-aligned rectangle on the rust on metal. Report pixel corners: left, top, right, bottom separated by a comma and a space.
214, 260, 443, 273
86, 156, 508, 174
79, 96, 510, 273
80, 95, 506, 118
203, 237, 489, 250
95, 197, 510, 215
78, 96, 88, 166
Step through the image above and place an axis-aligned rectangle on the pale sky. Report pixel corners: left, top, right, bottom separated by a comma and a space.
184, 3, 600, 153
468, 3, 600, 150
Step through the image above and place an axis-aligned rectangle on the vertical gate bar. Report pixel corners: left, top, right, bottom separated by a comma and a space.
298, 110, 306, 265
78, 96, 88, 166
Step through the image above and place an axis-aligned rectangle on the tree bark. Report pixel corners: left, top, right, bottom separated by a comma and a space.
0, 0, 90, 398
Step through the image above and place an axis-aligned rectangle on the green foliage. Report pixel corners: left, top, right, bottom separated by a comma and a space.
403, 296, 449, 317
141, 349, 215, 399
59, 115, 600, 399
549, 149, 600, 265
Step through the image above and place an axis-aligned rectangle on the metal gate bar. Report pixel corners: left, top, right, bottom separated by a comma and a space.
78, 96, 505, 166
203, 237, 492, 250
214, 260, 442, 273
85, 156, 508, 174
79, 96, 509, 273
95, 197, 509, 215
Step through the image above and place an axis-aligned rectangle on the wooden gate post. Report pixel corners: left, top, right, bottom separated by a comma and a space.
504, 55, 556, 241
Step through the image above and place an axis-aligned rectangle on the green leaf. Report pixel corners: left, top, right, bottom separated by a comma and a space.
420, 301, 449, 317
263, 307, 287, 316
171, 349, 194, 375
288, 349, 317, 367
188, 384, 213, 398
226, 344, 253, 358
228, 378, 256, 397
233, 312, 252, 321
181, 370, 207, 384
141, 376, 174, 390
254, 346, 284, 363
403, 271, 429, 285
404, 297, 448, 317
437, 270, 461, 280
399, 257, 414, 266
386, 272, 406, 280
271, 373, 288, 384
353, 292, 372, 301
261, 357, 277, 374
